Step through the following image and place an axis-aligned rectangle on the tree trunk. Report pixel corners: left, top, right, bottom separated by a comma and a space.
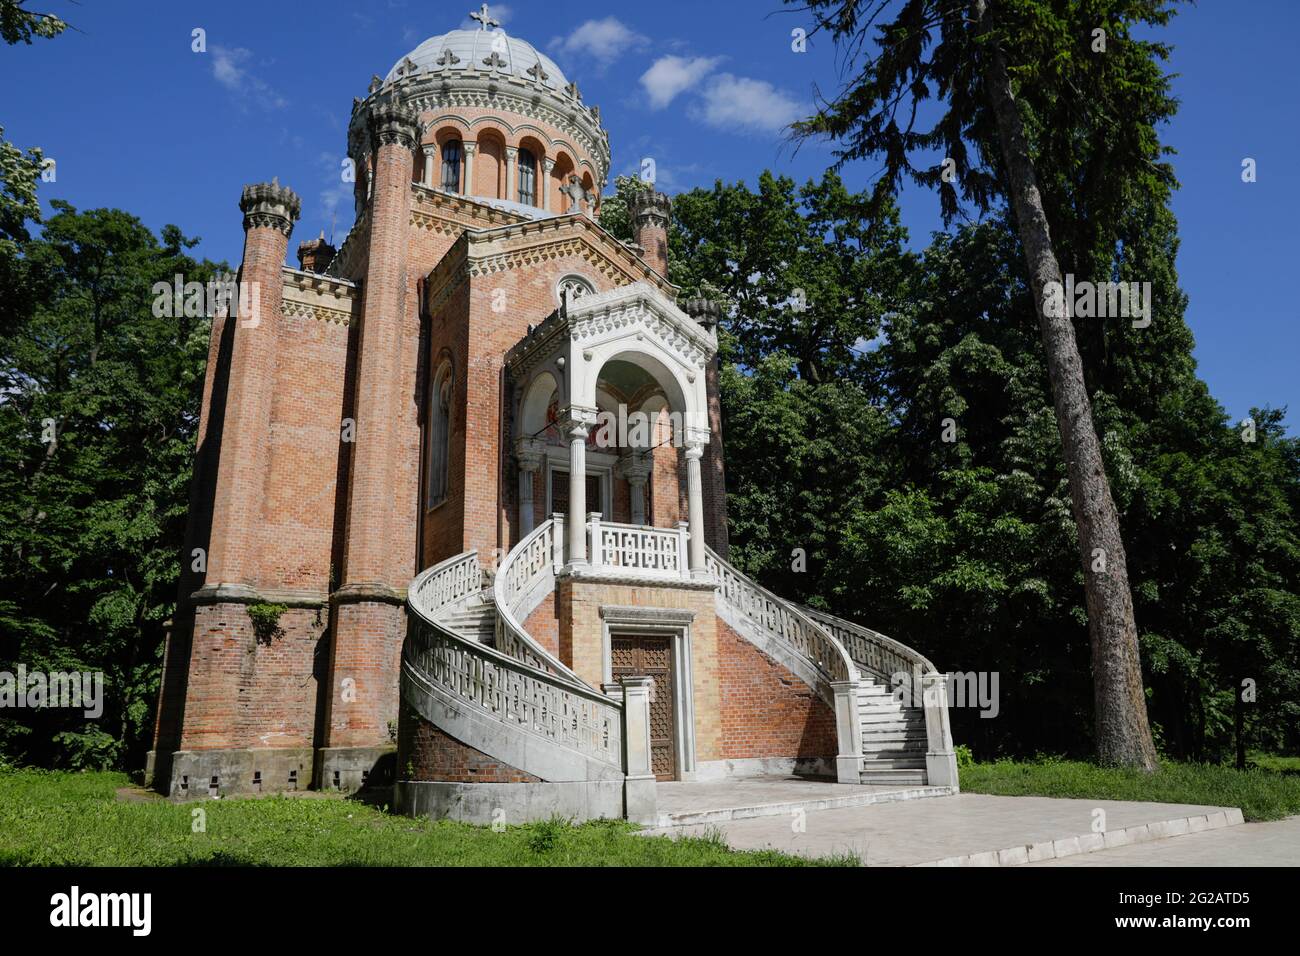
973, 0, 1158, 770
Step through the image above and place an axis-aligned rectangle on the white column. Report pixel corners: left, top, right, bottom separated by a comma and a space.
629, 476, 647, 525
685, 442, 707, 576
567, 422, 588, 565
422, 148, 436, 188
542, 158, 555, 212
505, 146, 518, 204
462, 141, 476, 196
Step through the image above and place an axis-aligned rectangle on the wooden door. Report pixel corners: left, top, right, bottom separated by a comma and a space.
610, 634, 676, 780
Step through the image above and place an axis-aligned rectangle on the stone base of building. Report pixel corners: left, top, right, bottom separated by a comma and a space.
396, 779, 626, 824
149, 745, 396, 800
693, 756, 837, 781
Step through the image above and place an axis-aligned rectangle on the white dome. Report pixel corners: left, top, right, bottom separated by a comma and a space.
386, 28, 568, 90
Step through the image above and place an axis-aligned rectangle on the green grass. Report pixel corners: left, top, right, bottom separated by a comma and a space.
0, 770, 854, 867
1248, 752, 1300, 774
961, 757, 1300, 822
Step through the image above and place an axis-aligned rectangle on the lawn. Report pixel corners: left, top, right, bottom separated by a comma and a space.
0, 769, 853, 867
960, 757, 1300, 822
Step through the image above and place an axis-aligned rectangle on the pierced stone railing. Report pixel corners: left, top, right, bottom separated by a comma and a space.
405, 614, 623, 772
591, 518, 687, 579
802, 607, 936, 685
491, 517, 590, 688
410, 549, 481, 615
705, 547, 856, 685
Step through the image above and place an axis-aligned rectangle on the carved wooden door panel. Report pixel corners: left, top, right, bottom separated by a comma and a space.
610, 635, 676, 780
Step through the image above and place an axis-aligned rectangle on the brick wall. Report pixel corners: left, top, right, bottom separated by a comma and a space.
561, 579, 722, 761
521, 589, 561, 657
399, 702, 539, 783
716, 619, 837, 759
176, 602, 324, 751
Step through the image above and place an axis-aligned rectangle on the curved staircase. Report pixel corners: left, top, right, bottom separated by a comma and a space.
398, 517, 956, 822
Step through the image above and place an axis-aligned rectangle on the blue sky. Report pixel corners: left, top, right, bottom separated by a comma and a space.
1, 0, 1294, 427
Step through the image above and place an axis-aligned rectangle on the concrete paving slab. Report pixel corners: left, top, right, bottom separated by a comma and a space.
640, 792, 1244, 866
652, 777, 952, 828
1030, 815, 1300, 866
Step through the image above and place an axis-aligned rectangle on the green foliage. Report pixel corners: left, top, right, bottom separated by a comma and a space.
246, 603, 289, 645
0, 0, 66, 46
954, 744, 974, 770
0, 203, 225, 769
0, 770, 852, 866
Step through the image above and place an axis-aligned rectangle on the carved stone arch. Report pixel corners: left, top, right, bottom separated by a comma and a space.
519, 369, 560, 439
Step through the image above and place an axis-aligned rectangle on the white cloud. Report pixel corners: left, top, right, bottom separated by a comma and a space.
210, 45, 287, 110
639, 55, 722, 110
690, 73, 803, 135
550, 17, 648, 67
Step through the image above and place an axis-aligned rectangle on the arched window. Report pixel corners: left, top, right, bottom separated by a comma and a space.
440, 140, 462, 193
517, 148, 537, 206
428, 359, 453, 507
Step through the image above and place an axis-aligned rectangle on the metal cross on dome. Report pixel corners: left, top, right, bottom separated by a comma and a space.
469, 4, 499, 30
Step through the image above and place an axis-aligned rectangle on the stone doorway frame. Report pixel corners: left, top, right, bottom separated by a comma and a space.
599, 605, 697, 782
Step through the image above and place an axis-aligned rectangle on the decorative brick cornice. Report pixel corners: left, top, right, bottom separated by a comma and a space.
281, 267, 358, 327
240, 180, 301, 236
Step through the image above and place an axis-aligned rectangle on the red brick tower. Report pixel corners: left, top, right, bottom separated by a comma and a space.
319, 97, 421, 785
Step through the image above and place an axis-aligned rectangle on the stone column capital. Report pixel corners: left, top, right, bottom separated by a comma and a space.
463, 140, 478, 155
617, 452, 652, 483
240, 179, 301, 236
505, 145, 519, 158
515, 436, 545, 471
543, 157, 556, 172
556, 404, 599, 437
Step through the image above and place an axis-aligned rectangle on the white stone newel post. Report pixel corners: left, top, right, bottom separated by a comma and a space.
588, 511, 603, 570
621, 676, 657, 824
462, 141, 476, 196
567, 422, 588, 566
832, 680, 863, 784
505, 146, 518, 203
684, 442, 707, 577
922, 672, 960, 789
422, 148, 435, 188
551, 513, 566, 568
676, 521, 691, 580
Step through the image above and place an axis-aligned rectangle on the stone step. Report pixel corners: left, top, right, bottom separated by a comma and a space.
860, 768, 928, 786
861, 733, 928, 748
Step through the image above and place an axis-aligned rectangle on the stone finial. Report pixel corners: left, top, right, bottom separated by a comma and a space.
369, 74, 382, 93
367, 97, 420, 151
297, 231, 336, 273
629, 185, 671, 228
240, 180, 302, 235
680, 297, 721, 329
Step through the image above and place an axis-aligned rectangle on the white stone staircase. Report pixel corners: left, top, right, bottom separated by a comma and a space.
857, 678, 929, 785
436, 597, 497, 644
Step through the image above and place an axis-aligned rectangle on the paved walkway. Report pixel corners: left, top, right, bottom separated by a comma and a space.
1031, 816, 1300, 866
653, 778, 951, 827
642, 786, 1245, 866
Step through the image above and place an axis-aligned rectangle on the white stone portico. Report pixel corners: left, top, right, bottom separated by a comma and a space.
506, 281, 717, 577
